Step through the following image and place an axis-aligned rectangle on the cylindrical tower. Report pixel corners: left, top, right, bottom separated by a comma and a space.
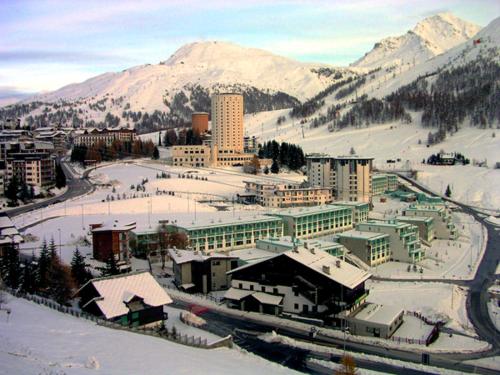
191, 112, 209, 136
211, 93, 244, 153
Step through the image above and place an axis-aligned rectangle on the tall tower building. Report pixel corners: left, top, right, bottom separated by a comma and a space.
306, 155, 373, 203
211, 93, 244, 154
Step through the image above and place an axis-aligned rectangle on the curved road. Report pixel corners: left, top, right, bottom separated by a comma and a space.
6, 161, 94, 218
395, 172, 500, 353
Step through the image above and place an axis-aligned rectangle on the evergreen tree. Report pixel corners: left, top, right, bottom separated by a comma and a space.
158, 132, 162, 146
20, 260, 37, 294
55, 163, 67, 188
71, 247, 91, 287
19, 181, 30, 202
47, 253, 74, 304
0, 244, 21, 289
445, 184, 452, 197
37, 240, 50, 289
271, 159, 280, 174
101, 254, 119, 276
5, 175, 19, 206
48, 237, 58, 259
152, 146, 160, 160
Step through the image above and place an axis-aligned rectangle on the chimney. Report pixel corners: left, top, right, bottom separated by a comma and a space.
322, 265, 331, 274
336, 259, 341, 268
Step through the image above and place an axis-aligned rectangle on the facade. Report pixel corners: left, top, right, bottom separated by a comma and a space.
357, 220, 424, 263
372, 174, 398, 196
5, 146, 56, 188
337, 230, 391, 267
74, 128, 136, 147
307, 155, 373, 203
214, 152, 254, 167
171, 145, 211, 167
403, 204, 457, 240
211, 93, 244, 154
224, 247, 371, 321
164, 215, 284, 253
169, 248, 238, 293
191, 112, 209, 136
334, 201, 370, 224
397, 216, 435, 245
75, 271, 172, 327
33, 130, 67, 156
268, 204, 353, 239
256, 236, 345, 258
90, 220, 136, 262
347, 303, 404, 338
243, 180, 332, 208
243, 135, 258, 153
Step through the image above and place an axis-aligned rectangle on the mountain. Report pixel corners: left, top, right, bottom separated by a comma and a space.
351, 13, 481, 69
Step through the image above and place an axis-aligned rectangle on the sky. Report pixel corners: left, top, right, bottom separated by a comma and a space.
0, 0, 499, 98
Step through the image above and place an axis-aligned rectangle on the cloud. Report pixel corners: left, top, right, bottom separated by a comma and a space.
0, 50, 135, 65
0, 86, 33, 99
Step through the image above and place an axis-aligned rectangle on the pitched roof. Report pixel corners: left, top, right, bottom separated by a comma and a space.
168, 248, 237, 265
77, 271, 172, 319
229, 247, 371, 290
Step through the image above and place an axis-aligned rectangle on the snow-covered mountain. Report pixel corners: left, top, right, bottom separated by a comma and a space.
351, 13, 481, 69
29, 41, 350, 110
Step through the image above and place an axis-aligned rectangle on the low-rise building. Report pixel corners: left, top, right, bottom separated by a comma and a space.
403, 204, 457, 240
169, 248, 238, 293
372, 174, 398, 196
171, 145, 211, 167
75, 271, 172, 327
256, 236, 345, 258
334, 201, 370, 224
397, 216, 435, 245
224, 246, 371, 322
90, 220, 136, 262
74, 128, 136, 147
346, 303, 404, 339
243, 180, 332, 208
163, 215, 284, 253
0, 215, 23, 257
356, 220, 424, 263
267, 204, 353, 239
337, 230, 391, 267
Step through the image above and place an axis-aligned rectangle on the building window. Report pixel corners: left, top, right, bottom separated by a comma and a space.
294, 303, 299, 310
249, 285, 254, 291
239, 283, 243, 289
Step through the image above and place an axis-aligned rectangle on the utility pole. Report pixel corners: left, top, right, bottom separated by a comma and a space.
81, 204, 84, 230
58, 228, 62, 258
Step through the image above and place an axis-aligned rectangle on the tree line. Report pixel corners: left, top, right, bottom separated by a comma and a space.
258, 140, 306, 171
70, 139, 158, 164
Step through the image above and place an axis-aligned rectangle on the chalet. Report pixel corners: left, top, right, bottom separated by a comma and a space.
224, 246, 371, 325
75, 271, 172, 327
90, 220, 136, 263
0, 215, 23, 257
168, 248, 238, 294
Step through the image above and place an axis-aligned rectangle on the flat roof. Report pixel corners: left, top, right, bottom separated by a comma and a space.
166, 214, 282, 231
268, 204, 350, 218
337, 230, 388, 241
168, 248, 237, 265
334, 201, 370, 208
257, 236, 344, 250
357, 220, 412, 229
306, 154, 374, 160
91, 220, 136, 232
396, 216, 433, 223
349, 303, 403, 326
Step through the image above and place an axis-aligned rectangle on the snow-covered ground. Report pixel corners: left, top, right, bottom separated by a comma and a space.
366, 280, 476, 337
246, 111, 500, 209
487, 284, 500, 332
0, 297, 297, 375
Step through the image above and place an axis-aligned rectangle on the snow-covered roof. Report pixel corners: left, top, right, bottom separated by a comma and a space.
337, 230, 388, 241
229, 247, 371, 290
167, 214, 281, 231
224, 288, 254, 301
252, 292, 283, 306
168, 248, 237, 265
349, 303, 403, 326
91, 220, 136, 232
77, 271, 172, 319
269, 204, 350, 218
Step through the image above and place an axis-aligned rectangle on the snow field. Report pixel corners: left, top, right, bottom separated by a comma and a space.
0, 297, 297, 375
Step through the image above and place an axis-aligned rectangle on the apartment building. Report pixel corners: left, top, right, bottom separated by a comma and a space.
243, 180, 332, 208
337, 230, 391, 266
397, 216, 435, 245
357, 220, 424, 263
372, 173, 398, 196
402, 204, 457, 240
163, 215, 284, 253
171, 145, 211, 167
74, 128, 136, 147
90, 220, 136, 263
211, 93, 244, 154
307, 154, 373, 203
334, 201, 370, 224
256, 236, 346, 258
33, 130, 68, 156
268, 204, 354, 239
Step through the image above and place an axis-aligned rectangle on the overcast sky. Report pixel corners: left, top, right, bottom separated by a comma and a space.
0, 0, 498, 97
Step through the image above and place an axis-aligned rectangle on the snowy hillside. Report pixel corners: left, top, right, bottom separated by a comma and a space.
28, 41, 350, 109
352, 13, 480, 69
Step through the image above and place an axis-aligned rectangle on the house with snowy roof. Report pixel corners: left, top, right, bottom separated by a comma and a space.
0, 215, 23, 257
75, 271, 172, 328
224, 246, 371, 325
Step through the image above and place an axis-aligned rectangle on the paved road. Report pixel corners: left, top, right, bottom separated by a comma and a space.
395, 173, 500, 352
6, 161, 94, 218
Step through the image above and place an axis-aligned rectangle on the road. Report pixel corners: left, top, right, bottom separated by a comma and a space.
6, 161, 94, 218
395, 173, 500, 352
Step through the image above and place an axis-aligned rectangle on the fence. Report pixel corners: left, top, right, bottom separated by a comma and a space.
389, 311, 440, 346
6, 289, 231, 349
161, 283, 224, 305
